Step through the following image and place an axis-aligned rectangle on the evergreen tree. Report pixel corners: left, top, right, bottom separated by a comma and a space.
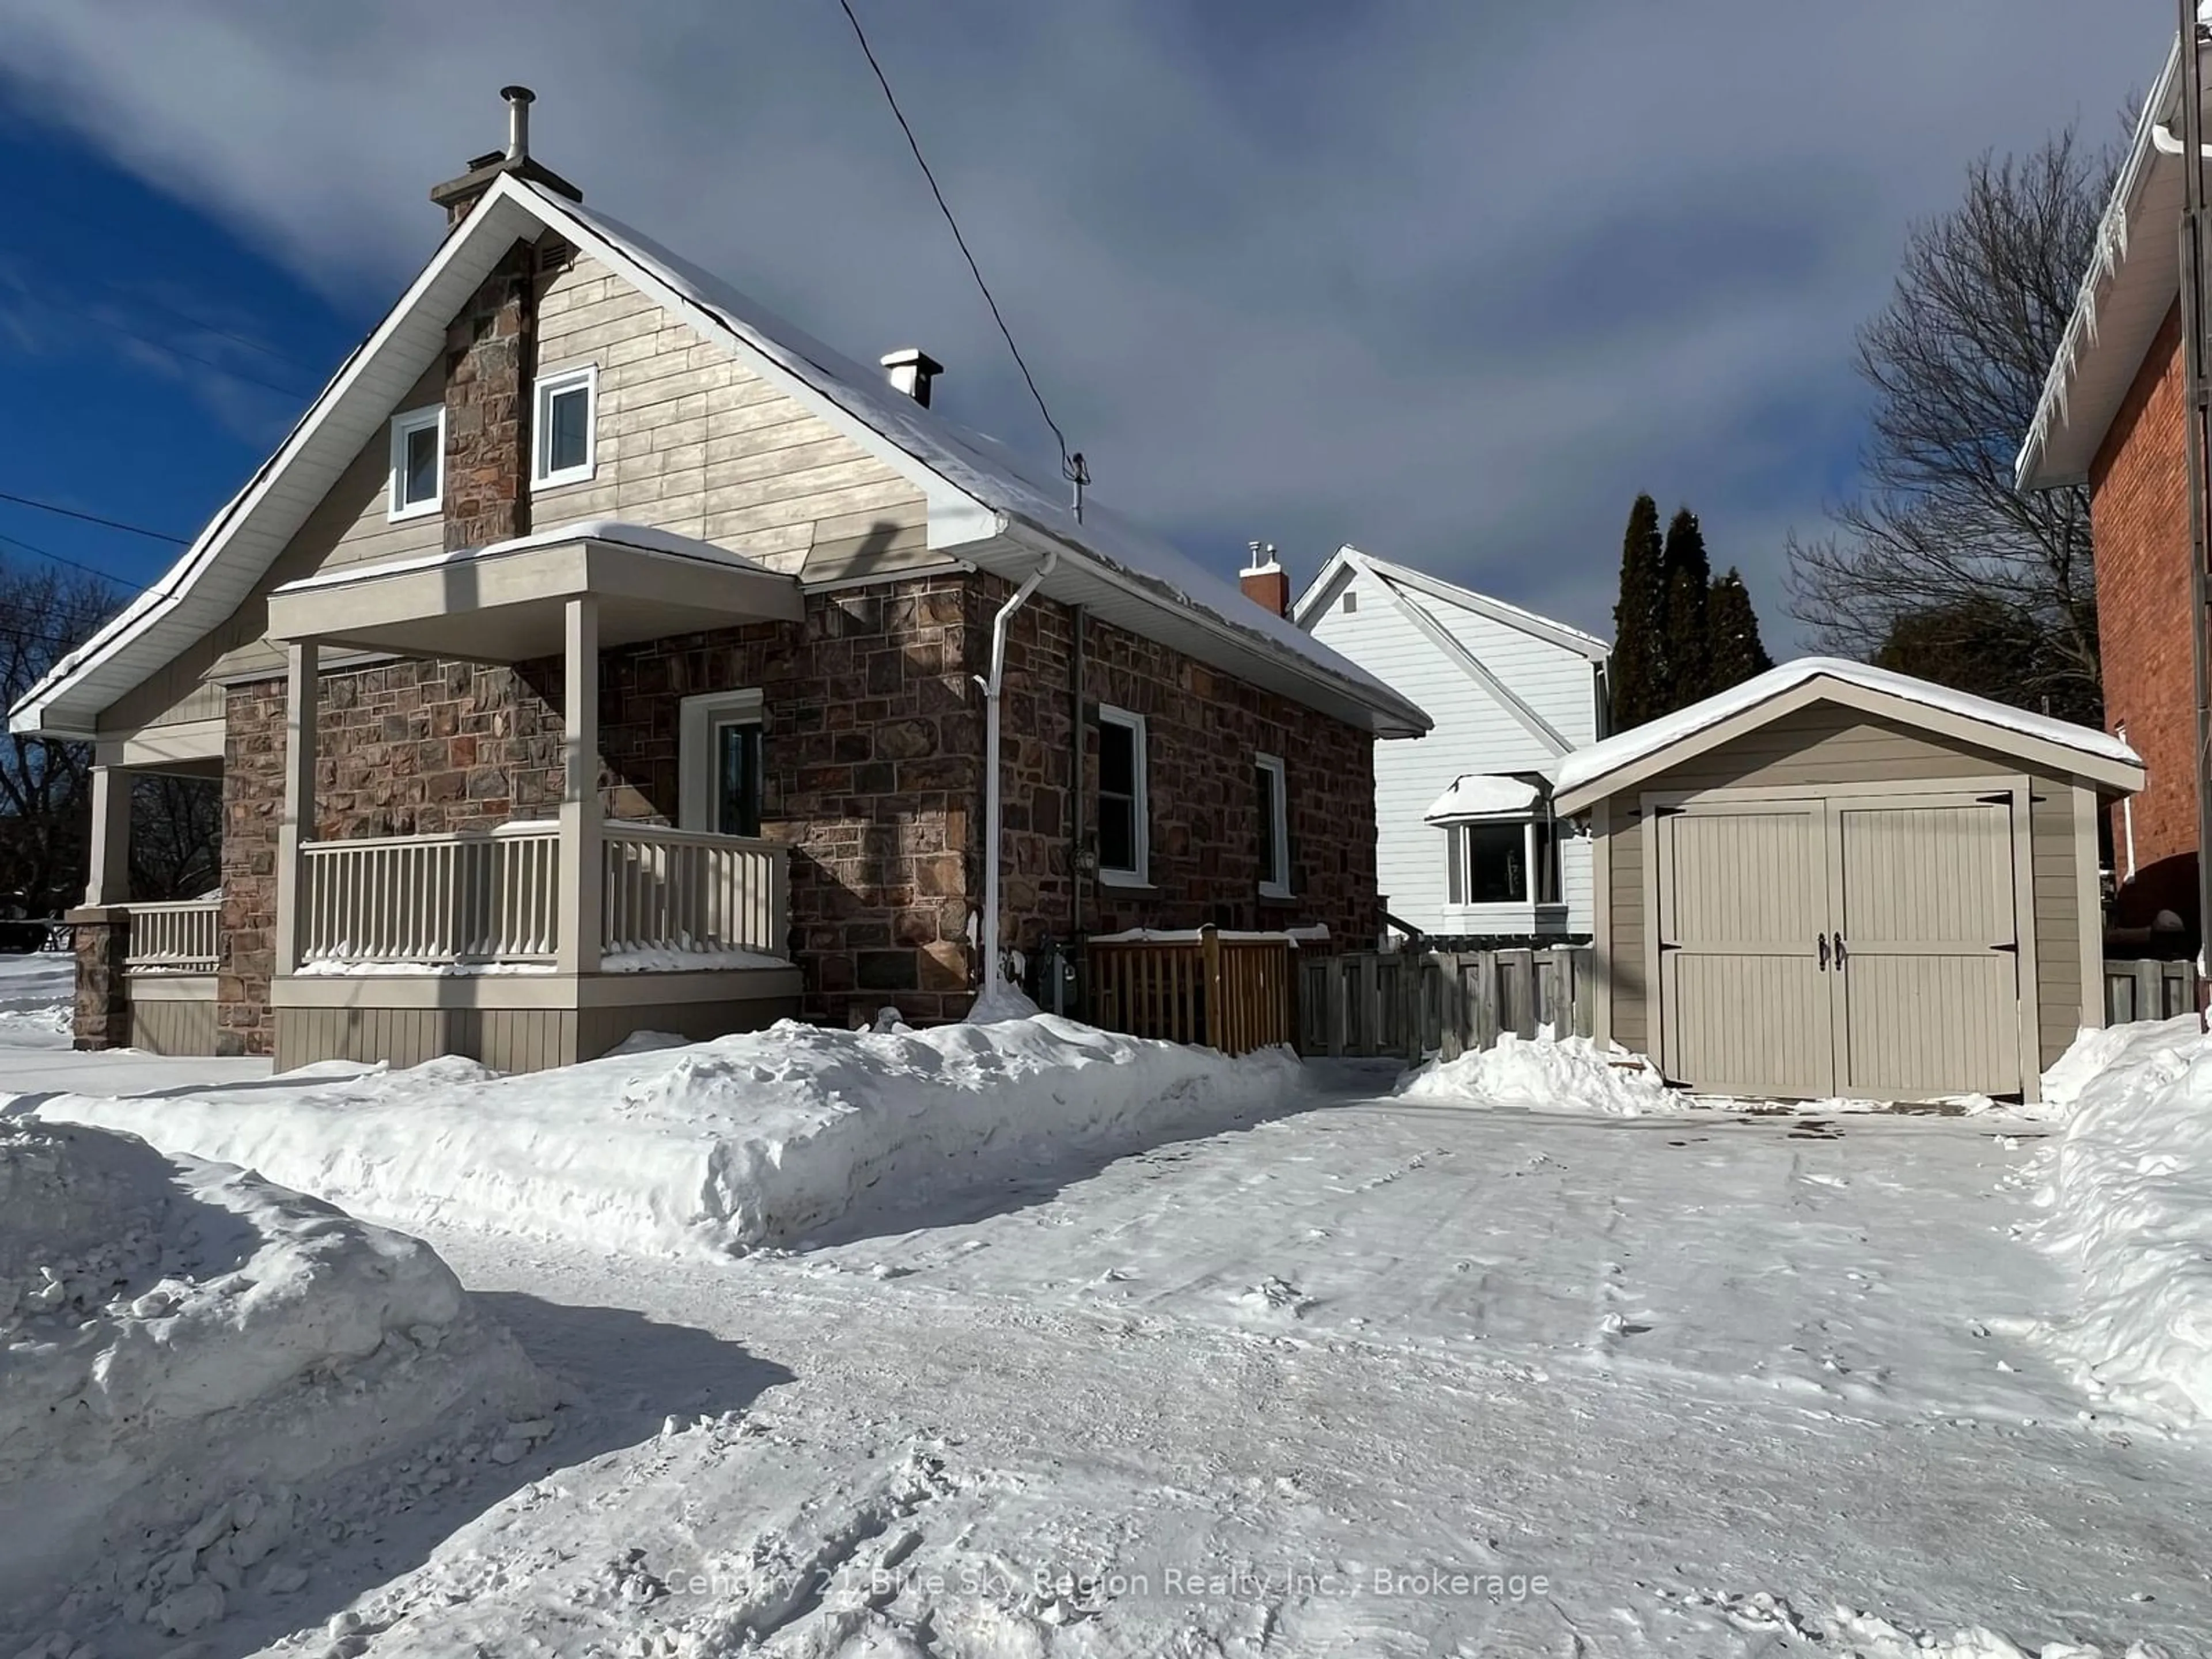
1658, 507, 1713, 709
1705, 567, 1774, 693
1608, 494, 1666, 728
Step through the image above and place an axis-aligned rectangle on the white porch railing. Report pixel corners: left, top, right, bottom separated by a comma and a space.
292, 820, 790, 969
122, 899, 222, 971
298, 822, 562, 967
601, 824, 789, 961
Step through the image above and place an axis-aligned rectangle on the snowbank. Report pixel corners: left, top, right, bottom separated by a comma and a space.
0, 1118, 552, 1635
0, 950, 71, 1049
2025, 1016, 2212, 1426
36, 1016, 1308, 1257
1395, 1032, 1679, 1116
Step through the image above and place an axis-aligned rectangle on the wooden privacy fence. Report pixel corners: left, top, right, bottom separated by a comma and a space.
1300, 945, 1594, 1060
1088, 927, 1297, 1055
2104, 957, 2199, 1025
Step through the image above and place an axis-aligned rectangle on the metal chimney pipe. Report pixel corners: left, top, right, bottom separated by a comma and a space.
501, 85, 535, 162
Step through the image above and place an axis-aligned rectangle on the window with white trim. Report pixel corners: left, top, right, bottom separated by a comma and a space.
1096, 705, 1148, 885
678, 689, 764, 837
1255, 752, 1290, 897
387, 406, 444, 521
532, 363, 597, 489
1444, 816, 1559, 906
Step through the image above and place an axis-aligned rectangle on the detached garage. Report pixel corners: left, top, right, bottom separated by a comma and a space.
1553, 659, 2144, 1105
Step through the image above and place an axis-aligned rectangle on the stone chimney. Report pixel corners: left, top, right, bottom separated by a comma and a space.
880, 348, 944, 408
429, 85, 585, 229
1240, 541, 1289, 618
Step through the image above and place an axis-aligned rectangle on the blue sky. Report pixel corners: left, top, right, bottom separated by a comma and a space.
0, 1, 2175, 645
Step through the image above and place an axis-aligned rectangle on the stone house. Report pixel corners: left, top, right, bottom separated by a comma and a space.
12, 93, 1427, 1070
2016, 21, 2208, 950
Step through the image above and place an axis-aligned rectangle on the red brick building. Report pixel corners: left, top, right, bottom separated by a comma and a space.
2018, 35, 2203, 948
9, 93, 1426, 1067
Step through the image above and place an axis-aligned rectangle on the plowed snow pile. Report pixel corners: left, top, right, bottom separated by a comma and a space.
2024, 1014, 2212, 1426
1396, 1031, 1677, 1115
36, 1015, 1308, 1256
0, 1118, 554, 1641
0, 950, 71, 1048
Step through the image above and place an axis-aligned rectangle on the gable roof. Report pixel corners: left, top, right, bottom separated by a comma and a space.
1552, 657, 2143, 815
1291, 544, 1611, 661
2016, 16, 2202, 490
12, 173, 1428, 742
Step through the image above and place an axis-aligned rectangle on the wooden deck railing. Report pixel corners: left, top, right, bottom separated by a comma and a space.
120, 898, 222, 972
1088, 926, 1296, 1055
294, 820, 790, 969
298, 823, 562, 967
601, 824, 788, 960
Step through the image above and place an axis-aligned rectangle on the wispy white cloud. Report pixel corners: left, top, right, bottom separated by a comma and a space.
0, 0, 2168, 642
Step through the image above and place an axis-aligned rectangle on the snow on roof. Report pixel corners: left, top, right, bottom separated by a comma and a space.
1554, 657, 2141, 800
271, 519, 779, 594
1423, 773, 1543, 823
551, 189, 1419, 726
10, 175, 1426, 741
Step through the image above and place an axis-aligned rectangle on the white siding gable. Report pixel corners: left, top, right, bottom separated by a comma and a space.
1305, 556, 1605, 937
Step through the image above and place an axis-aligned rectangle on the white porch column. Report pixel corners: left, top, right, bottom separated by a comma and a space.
272, 641, 319, 978
84, 762, 132, 907
558, 596, 603, 975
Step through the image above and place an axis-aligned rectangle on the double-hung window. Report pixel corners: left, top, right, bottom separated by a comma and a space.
388, 406, 444, 521
679, 690, 764, 838
1096, 705, 1148, 885
532, 364, 597, 490
1255, 752, 1290, 897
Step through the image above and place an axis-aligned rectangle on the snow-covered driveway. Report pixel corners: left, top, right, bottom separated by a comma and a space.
363, 1082, 2209, 1657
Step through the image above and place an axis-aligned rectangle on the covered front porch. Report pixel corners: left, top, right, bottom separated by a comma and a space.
258, 523, 806, 1071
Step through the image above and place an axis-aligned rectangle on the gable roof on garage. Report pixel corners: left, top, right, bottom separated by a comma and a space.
1554, 657, 2143, 815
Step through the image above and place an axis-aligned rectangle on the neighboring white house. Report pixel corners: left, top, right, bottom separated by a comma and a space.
1290, 546, 1611, 939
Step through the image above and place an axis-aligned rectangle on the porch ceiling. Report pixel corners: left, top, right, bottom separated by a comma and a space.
263, 527, 804, 664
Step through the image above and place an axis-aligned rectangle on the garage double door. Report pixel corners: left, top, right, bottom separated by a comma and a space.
1653, 789, 2025, 1100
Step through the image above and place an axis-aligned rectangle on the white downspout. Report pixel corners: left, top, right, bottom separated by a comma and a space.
976, 551, 1059, 998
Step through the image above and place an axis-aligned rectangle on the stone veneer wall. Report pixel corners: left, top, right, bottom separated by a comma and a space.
442, 238, 537, 552
214, 567, 1381, 1054
216, 574, 983, 1050
594, 573, 983, 1027
218, 660, 569, 1054
987, 571, 1381, 952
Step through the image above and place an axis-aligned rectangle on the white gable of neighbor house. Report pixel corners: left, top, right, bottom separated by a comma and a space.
1304, 556, 1605, 936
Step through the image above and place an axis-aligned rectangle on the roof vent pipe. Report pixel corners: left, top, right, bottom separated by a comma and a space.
501, 85, 535, 162
880, 348, 944, 408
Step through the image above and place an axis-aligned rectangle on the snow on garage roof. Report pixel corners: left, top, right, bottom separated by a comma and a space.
1554, 657, 2142, 810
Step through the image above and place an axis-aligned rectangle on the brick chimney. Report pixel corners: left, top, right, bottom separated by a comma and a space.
429, 86, 584, 229
1240, 541, 1289, 618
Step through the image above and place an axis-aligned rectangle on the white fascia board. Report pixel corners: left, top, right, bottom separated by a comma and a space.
1344, 544, 1609, 661
10, 192, 543, 740
1289, 547, 1359, 628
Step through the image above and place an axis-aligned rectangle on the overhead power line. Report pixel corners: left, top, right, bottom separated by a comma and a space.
0, 531, 156, 595
34, 294, 320, 402
0, 490, 189, 544
833, 0, 1087, 506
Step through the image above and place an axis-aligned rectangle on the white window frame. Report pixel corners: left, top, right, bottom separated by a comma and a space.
1096, 703, 1149, 887
387, 405, 444, 522
678, 688, 765, 834
532, 363, 599, 490
1443, 815, 1561, 909
1255, 752, 1290, 899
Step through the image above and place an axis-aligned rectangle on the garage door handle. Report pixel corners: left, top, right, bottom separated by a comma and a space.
1817, 932, 1830, 970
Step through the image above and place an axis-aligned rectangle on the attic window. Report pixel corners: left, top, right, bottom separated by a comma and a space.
387, 406, 444, 522
1342, 591, 1358, 613
532, 364, 597, 489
